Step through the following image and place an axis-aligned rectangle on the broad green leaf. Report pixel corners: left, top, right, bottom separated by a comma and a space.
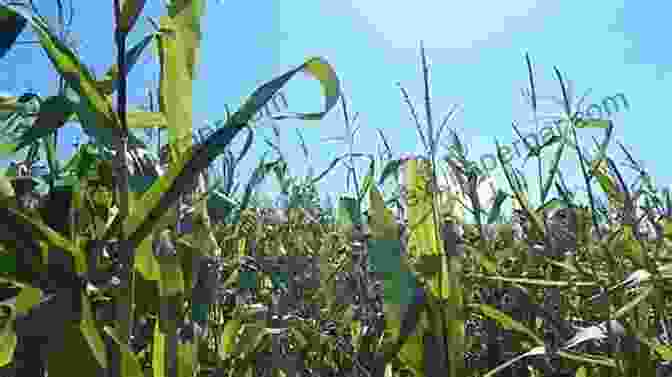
0, 175, 14, 199
14, 286, 41, 315
153, 319, 166, 377
271, 57, 341, 121
13, 95, 75, 152
0, 312, 15, 367
79, 293, 108, 370
471, 303, 544, 346
177, 341, 195, 377
0, 329, 15, 368
0, 204, 87, 274
125, 57, 341, 249
404, 159, 447, 296
134, 230, 160, 281
156, 15, 194, 158
2, 5, 120, 136
367, 185, 398, 240
590, 159, 624, 205
656, 345, 672, 361
619, 225, 645, 267
103, 326, 144, 377
0, 6, 27, 59
367, 184, 428, 368
116, 0, 147, 34
155, 230, 184, 297
165, 0, 205, 81
0, 143, 17, 158
219, 319, 242, 360
664, 218, 672, 240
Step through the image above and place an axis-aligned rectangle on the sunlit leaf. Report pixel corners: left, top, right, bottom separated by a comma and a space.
219, 319, 242, 360
125, 57, 341, 249
2, 4, 121, 136
14, 286, 41, 315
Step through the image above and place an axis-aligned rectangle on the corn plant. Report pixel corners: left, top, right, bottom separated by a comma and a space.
0, 2, 342, 377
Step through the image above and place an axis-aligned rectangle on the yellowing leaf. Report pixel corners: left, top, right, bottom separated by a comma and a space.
368, 185, 398, 240
272, 57, 341, 121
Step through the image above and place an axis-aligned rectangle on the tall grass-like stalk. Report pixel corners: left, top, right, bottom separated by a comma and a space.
111, 2, 136, 377
396, 41, 468, 377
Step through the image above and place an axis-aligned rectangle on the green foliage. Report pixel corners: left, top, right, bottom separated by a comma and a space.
0, 2, 671, 377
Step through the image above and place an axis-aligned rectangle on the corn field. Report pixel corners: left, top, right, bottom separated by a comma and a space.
0, 1, 671, 377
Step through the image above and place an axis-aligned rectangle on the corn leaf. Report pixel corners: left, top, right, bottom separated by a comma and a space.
13, 95, 75, 152
14, 286, 42, 315
95, 34, 156, 95
0, 204, 87, 275
103, 326, 144, 377
153, 319, 166, 377
79, 293, 108, 370
125, 57, 341, 249
1, 4, 121, 136
156, 15, 194, 158
0, 308, 16, 367
0, 6, 27, 59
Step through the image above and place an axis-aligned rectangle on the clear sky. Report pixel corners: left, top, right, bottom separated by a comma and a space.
1, 1, 669, 218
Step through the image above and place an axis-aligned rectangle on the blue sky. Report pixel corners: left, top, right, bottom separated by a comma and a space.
1, 1, 669, 219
